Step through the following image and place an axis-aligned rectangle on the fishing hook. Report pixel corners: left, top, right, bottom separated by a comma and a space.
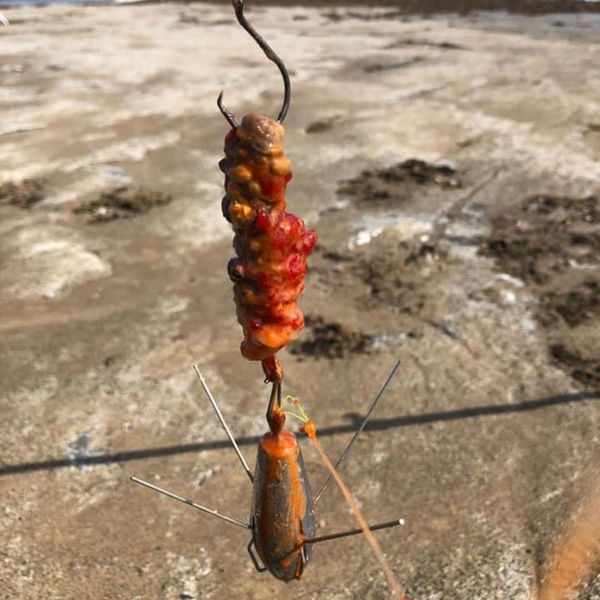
218, 0, 292, 128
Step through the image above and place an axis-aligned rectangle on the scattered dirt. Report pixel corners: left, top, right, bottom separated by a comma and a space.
338, 159, 462, 204
177, 12, 200, 25
289, 314, 373, 359
542, 280, 600, 328
176, 10, 232, 26
363, 56, 425, 72
253, 0, 600, 16
321, 9, 405, 22
313, 232, 446, 323
357, 240, 442, 310
481, 194, 600, 389
0, 178, 44, 209
384, 38, 469, 50
310, 157, 454, 330
480, 194, 599, 285
305, 117, 337, 134
73, 186, 172, 223
550, 345, 600, 390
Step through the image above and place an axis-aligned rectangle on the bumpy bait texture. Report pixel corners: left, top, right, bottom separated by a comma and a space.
220, 112, 317, 366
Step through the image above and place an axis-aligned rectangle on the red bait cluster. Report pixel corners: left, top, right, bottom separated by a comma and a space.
220, 112, 317, 374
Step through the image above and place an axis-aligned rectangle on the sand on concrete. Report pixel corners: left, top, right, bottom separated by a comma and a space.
0, 3, 599, 599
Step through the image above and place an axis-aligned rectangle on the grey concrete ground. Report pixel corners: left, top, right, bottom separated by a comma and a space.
0, 3, 599, 599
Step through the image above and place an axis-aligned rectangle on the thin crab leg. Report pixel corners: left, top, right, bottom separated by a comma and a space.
192, 364, 254, 483
130, 476, 251, 530
314, 360, 401, 504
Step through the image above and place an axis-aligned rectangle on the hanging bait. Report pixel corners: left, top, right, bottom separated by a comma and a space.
218, 0, 317, 382
131, 1, 405, 590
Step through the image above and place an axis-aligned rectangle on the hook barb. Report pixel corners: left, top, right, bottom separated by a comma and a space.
217, 90, 239, 130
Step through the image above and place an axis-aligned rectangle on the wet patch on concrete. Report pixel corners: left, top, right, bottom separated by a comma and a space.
480, 194, 599, 285
321, 9, 405, 22
315, 232, 447, 317
338, 159, 462, 205
541, 281, 599, 328
480, 194, 600, 390
289, 314, 374, 359
305, 116, 340, 134
316, 1, 600, 17
362, 56, 426, 73
73, 186, 172, 223
549, 344, 600, 390
0, 178, 44, 209
384, 38, 470, 50
356, 238, 444, 311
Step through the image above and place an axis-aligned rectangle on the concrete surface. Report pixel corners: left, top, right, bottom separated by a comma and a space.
1, 3, 599, 599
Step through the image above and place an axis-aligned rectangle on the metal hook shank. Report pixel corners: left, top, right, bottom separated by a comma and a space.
218, 0, 291, 127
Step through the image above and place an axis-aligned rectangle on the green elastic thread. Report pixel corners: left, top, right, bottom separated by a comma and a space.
282, 395, 309, 424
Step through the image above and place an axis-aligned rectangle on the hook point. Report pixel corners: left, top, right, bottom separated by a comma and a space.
217, 90, 238, 130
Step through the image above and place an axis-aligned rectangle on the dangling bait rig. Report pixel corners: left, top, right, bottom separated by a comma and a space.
132, 0, 405, 587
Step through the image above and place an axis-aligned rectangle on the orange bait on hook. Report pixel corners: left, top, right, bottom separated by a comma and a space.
218, 0, 317, 382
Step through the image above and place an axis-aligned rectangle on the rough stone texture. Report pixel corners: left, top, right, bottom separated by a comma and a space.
0, 4, 599, 600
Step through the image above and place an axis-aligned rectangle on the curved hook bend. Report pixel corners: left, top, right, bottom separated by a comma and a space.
217, 0, 291, 128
